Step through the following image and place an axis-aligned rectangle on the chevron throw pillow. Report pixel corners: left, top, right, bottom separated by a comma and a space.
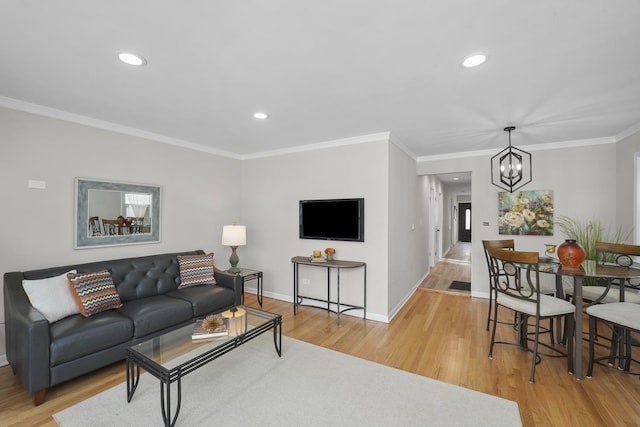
177, 253, 217, 289
67, 270, 123, 317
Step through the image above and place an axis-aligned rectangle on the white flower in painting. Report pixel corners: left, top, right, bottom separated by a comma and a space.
522, 209, 536, 222
504, 212, 525, 228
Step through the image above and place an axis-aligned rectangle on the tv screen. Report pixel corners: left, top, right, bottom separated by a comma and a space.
299, 198, 364, 242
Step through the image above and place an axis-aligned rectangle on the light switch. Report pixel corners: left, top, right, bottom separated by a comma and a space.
28, 180, 46, 189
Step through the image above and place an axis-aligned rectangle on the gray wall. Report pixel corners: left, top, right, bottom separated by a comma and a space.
417, 143, 619, 299
615, 130, 640, 242
2, 103, 636, 365
0, 107, 241, 361
239, 137, 418, 322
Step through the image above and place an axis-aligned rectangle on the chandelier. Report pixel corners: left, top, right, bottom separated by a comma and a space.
490, 126, 532, 193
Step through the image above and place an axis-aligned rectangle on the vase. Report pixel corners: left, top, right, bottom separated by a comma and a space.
326, 254, 334, 261
557, 239, 586, 269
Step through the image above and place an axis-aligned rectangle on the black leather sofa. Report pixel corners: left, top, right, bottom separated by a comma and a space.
3, 250, 241, 405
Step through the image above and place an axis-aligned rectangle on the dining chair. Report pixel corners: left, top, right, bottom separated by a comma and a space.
586, 302, 640, 377
101, 218, 119, 235
482, 239, 515, 331
483, 240, 558, 337
487, 247, 575, 383
565, 242, 640, 305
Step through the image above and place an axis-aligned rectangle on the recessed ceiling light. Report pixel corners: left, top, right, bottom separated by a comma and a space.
453, 177, 460, 181
117, 51, 147, 66
461, 53, 487, 68
253, 112, 269, 120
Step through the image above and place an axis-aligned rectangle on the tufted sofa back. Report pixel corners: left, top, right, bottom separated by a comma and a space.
20, 250, 204, 303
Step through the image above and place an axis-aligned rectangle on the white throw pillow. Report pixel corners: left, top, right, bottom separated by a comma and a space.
22, 270, 80, 322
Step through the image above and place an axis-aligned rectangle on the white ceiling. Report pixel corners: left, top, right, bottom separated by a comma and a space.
1, 1, 639, 159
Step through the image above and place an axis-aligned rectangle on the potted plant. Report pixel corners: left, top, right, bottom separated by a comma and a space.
555, 216, 629, 261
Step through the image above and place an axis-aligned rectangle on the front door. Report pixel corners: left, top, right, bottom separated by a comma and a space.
458, 202, 471, 242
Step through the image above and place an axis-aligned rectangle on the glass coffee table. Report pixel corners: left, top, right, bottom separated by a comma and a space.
126, 305, 282, 426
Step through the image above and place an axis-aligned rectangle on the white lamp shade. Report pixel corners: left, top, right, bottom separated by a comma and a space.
221, 225, 247, 246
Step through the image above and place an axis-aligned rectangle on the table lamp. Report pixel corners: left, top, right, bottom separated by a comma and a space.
221, 225, 246, 273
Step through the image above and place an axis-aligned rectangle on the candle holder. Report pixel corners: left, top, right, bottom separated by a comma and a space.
544, 244, 557, 259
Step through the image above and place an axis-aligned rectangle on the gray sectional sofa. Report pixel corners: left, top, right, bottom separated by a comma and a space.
3, 250, 241, 405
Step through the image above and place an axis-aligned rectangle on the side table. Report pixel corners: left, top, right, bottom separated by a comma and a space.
230, 268, 263, 307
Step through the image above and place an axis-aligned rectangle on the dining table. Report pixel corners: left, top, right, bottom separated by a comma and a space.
538, 258, 640, 380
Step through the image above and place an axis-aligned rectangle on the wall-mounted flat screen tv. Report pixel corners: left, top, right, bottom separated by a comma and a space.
299, 198, 364, 242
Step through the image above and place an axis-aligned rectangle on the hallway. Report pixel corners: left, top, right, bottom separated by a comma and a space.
418, 241, 471, 293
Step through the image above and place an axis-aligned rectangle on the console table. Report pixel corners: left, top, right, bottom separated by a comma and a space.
291, 256, 366, 325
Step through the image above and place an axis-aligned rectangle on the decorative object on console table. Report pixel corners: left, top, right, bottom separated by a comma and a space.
325, 247, 335, 261
222, 224, 247, 273
557, 239, 586, 269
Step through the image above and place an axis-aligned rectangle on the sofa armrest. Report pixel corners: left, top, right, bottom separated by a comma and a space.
3, 272, 52, 394
214, 268, 242, 306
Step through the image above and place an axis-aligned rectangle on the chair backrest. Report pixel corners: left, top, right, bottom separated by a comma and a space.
482, 239, 515, 276
88, 216, 101, 236
487, 247, 540, 301
595, 242, 640, 266
595, 242, 640, 291
102, 218, 119, 235
596, 242, 640, 265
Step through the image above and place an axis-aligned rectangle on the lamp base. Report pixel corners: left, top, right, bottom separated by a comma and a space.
228, 246, 240, 273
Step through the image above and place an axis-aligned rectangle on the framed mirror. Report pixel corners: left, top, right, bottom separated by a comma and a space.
75, 178, 161, 248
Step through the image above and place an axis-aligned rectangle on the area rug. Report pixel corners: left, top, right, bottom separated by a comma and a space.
54, 335, 521, 427
449, 280, 471, 291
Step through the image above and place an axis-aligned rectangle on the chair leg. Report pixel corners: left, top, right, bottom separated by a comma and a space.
623, 328, 632, 371
489, 303, 499, 359
566, 313, 574, 375
530, 316, 541, 383
588, 315, 596, 377
608, 325, 621, 366
486, 287, 493, 331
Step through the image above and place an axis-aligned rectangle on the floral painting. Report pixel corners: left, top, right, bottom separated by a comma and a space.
498, 190, 554, 235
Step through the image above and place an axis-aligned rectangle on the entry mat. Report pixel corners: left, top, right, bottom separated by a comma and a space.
449, 281, 471, 291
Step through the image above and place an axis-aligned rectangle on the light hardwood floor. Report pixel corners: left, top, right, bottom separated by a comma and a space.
419, 242, 472, 292
1, 291, 639, 427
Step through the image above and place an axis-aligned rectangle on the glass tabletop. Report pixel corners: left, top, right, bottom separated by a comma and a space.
128, 305, 278, 370
538, 258, 640, 279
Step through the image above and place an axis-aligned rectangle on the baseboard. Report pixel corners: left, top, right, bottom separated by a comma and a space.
244, 286, 389, 323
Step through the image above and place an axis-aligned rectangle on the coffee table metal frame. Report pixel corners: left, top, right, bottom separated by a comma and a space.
126, 305, 282, 426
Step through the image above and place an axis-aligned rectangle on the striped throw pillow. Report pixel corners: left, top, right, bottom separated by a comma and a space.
177, 253, 217, 289
67, 270, 123, 317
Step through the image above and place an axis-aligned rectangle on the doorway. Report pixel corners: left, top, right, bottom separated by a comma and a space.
458, 202, 471, 242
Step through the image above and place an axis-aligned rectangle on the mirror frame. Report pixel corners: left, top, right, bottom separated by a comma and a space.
75, 178, 161, 248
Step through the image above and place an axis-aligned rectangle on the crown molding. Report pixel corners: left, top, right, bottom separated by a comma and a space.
2, 96, 634, 162
240, 132, 391, 160
616, 121, 640, 142
416, 136, 616, 162
388, 133, 417, 160
0, 96, 243, 160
